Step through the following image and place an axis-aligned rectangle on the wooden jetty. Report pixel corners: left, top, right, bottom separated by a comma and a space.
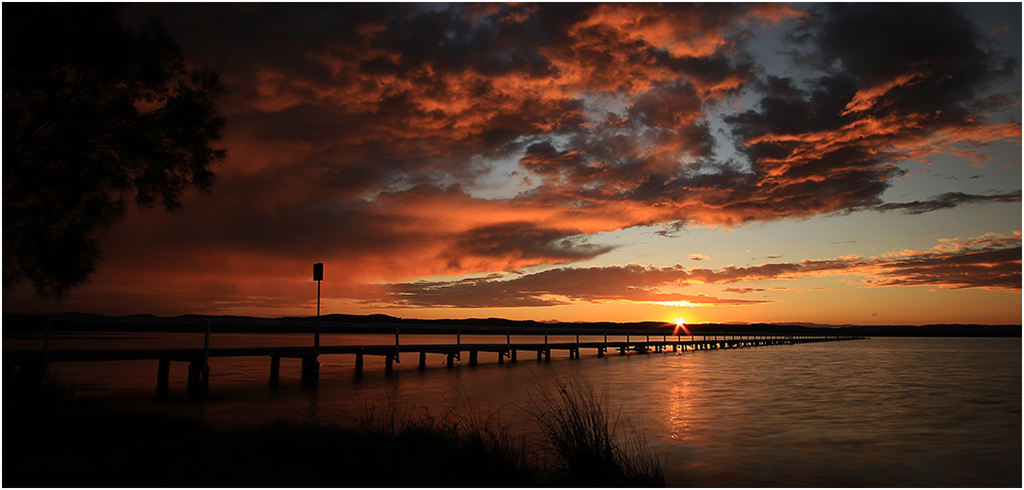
4, 315, 867, 394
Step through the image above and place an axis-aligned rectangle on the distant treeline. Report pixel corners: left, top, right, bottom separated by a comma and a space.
2, 312, 1020, 337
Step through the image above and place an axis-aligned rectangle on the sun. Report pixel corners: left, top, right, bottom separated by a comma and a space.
672, 317, 691, 336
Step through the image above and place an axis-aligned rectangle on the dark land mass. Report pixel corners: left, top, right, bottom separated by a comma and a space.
3, 312, 1020, 337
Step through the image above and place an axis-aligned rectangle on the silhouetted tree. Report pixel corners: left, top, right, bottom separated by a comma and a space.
3, 4, 226, 300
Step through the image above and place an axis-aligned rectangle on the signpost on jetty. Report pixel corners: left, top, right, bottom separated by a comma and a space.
306, 262, 324, 380
313, 263, 323, 355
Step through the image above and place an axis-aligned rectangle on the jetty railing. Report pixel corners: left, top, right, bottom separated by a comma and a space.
4, 314, 867, 394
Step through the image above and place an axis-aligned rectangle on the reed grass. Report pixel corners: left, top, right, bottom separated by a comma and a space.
6, 378, 665, 487
523, 376, 666, 487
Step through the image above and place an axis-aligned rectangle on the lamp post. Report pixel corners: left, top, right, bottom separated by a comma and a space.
313, 263, 323, 357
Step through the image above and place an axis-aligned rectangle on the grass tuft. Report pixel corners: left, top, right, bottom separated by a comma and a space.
524, 376, 666, 487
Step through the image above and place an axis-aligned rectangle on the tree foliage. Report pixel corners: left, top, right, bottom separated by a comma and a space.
3, 4, 227, 300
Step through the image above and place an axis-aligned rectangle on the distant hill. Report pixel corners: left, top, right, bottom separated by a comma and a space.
2, 312, 1020, 337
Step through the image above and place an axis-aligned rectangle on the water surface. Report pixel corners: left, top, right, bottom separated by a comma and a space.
12, 334, 1021, 487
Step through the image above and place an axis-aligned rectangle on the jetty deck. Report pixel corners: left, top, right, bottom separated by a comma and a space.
4, 315, 866, 394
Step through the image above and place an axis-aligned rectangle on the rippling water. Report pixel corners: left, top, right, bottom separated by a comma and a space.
13, 334, 1021, 487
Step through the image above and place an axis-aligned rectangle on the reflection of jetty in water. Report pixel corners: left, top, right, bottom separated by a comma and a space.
6, 315, 866, 395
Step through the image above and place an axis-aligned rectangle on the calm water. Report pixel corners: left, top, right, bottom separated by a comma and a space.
9, 333, 1021, 487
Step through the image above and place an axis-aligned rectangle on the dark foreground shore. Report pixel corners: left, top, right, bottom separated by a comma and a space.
4, 383, 664, 487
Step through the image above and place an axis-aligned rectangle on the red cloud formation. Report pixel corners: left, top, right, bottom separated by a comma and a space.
361, 233, 1021, 309
17, 3, 1015, 315
365, 264, 774, 309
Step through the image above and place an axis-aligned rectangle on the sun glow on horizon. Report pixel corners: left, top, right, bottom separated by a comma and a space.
653, 300, 696, 307
673, 317, 691, 336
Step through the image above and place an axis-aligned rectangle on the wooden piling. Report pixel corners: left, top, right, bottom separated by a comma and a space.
157, 359, 171, 393
270, 356, 280, 383
203, 320, 211, 382
7, 320, 865, 385
301, 355, 319, 380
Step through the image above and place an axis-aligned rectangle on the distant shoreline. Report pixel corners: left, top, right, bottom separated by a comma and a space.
3, 312, 1020, 337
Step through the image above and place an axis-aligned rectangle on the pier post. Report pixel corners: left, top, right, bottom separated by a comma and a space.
597, 347, 604, 358
537, 350, 544, 361
498, 351, 504, 364
202, 320, 211, 383
314, 263, 322, 358
157, 359, 171, 393
394, 325, 400, 364
270, 356, 280, 383
446, 352, 455, 368
469, 350, 478, 366
355, 353, 364, 373
385, 354, 394, 373
511, 350, 517, 363
301, 355, 319, 381
419, 351, 427, 369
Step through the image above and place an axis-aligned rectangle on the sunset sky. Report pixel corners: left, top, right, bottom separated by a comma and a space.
6, 3, 1021, 325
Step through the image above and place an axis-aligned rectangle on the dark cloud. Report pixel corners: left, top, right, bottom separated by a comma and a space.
444, 222, 615, 272
23, 4, 1015, 316
713, 3, 1021, 222
873, 191, 1022, 215
136, 2, 1017, 247
723, 287, 766, 294
865, 245, 1021, 290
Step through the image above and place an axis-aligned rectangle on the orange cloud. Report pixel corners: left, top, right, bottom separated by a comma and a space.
356, 233, 1020, 309
10, 3, 1019, 319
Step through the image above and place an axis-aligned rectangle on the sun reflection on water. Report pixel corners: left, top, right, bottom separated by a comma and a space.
667, 380, 695, 441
